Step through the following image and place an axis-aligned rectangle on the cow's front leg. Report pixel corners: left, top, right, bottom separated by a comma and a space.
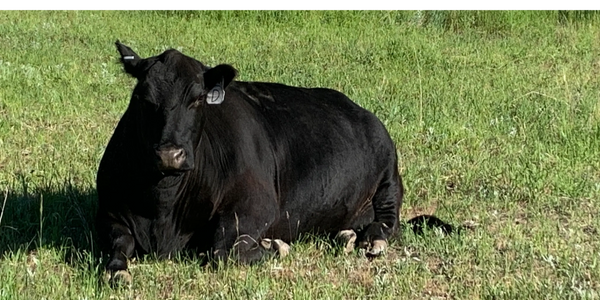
212, 194, 278, 264
97, 214, 135, 286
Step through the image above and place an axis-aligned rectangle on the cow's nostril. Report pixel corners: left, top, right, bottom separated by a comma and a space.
172, 148, 184, 160
156, 147, 186, 170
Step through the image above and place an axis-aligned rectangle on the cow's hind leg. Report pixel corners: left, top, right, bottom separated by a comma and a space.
357, 166, 404, 257
335, 229, 357, 254
212, 212, 277, 264
260, 238, 291, 257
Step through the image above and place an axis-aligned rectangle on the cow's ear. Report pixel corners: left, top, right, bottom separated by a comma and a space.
115, 41, 142, 77
203, 64, 237, 105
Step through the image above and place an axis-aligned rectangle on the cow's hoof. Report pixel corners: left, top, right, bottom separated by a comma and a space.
106, 269, 132, 288
261, 238, 290, 257
335, 229, 357, 254
272, 239, 290, 257
366, 239, 387, 257
260, 238, 273, 250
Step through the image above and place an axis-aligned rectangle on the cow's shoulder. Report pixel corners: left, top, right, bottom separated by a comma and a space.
227, 81, 275, 106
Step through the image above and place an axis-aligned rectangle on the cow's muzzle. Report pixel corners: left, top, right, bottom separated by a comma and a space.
155, 147, 187, 171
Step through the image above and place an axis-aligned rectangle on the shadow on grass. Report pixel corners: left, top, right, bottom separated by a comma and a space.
0, 174, 98, 266
0, 172, 459, 271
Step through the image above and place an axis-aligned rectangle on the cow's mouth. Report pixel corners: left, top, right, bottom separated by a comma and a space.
156, 162, 193, 174
158, 169, 188, 178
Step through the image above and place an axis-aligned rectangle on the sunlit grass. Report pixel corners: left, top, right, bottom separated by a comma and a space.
1, 11, 599, 299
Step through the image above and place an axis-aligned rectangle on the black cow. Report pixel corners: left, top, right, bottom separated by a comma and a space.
96, 41, 404, 283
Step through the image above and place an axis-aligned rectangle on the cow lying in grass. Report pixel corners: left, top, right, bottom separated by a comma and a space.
96, 41, 406, 285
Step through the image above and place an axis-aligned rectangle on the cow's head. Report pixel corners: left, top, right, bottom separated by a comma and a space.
115, 41, 237, 173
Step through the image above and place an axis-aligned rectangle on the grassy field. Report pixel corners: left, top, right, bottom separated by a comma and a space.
1, 10, 600, 299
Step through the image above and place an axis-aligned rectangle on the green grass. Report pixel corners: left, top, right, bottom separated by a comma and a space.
1, 10, 600, 299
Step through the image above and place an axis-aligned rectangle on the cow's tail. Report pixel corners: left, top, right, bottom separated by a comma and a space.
404, 214, 457, 235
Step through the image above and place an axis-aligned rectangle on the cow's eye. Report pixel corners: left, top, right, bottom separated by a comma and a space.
143, 99, 159, 111
134, 94, 158, 109
188, 96, 203, 109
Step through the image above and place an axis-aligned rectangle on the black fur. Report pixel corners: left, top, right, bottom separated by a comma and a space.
96, 42, 404, 273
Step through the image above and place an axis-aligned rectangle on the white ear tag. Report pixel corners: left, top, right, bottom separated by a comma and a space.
206, 83, 225, 105
123, 55, 135, 60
